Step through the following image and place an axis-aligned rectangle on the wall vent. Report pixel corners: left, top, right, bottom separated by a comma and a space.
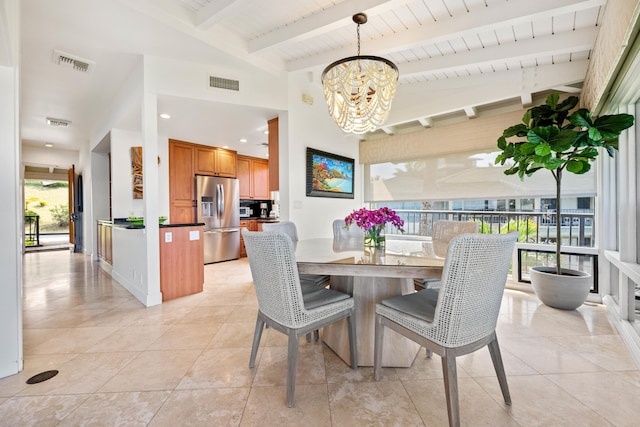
209, 76, 239, 91
46, 117, 71, 127
53, 49, 95, 73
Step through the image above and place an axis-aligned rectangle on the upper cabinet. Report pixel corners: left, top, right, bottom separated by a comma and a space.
238, 155, 269, 200
195, 146, 237, 177
268, 117, 279, 191
169, 139, 238, 224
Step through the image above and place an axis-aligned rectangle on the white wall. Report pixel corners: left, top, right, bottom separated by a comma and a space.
284, 71, 362, 239
0, 0, 22, 379
22, 145, 79, 170
110, 129, 145, 218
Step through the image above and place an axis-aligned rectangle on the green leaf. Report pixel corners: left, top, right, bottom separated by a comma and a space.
556, 96, 579, 112
594, 114, 635, 139
579, 147, 599, 158
566, 160, 584, 173
520, 142, 537, 155
497, 136, 507, 150
543, 158, 563, 170
605, 145, 616, 157
521, 110, 531, 126
588, 127, 602, 141
569, 109, 593, 128
534, 143, 551, 156
546, 93, 559, 109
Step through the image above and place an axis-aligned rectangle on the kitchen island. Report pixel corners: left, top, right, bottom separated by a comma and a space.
97, 220, 205, 304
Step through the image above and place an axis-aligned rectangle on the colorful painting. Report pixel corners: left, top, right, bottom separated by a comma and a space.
306, 148, 354, 199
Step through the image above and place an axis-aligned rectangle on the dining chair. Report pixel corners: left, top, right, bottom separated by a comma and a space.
242, 229, 357, 407
415, 220, 479, 290
332, 218, 364, 251
374, 232, 517, 427
262, 221, 331, 341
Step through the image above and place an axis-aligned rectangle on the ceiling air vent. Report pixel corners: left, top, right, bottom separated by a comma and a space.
52, 49, 95, 73
46, 117, 71, 127
209, 75, 239, 91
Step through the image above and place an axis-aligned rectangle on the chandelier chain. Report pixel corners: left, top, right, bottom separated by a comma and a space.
357, 23, 361, 56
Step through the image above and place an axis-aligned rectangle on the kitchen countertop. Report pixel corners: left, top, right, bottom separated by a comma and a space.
99, 219, 205, 229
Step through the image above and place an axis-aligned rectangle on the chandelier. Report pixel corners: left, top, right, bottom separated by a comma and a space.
321, 13, 399, 134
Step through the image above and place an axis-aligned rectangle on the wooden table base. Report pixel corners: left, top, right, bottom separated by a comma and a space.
322, 275, 420, 367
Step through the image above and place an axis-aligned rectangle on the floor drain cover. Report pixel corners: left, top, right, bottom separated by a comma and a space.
26, 370, 59, 384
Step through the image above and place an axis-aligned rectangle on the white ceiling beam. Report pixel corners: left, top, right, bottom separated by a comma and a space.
464, 106, 477, 119
381, 126, 395, 135
552, 85, 583, 93
418, 117, 433, 128
521, 93, 533, 107
386, 60, 588, 126
398, 27, 597, 79
288, 0, 605, 71
248, 0, 412, 53
195, 0, 255, 30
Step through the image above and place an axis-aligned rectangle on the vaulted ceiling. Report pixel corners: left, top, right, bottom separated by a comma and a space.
18, 0, 603, 159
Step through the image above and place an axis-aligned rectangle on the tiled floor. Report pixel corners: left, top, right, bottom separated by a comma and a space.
1, 250, 640, 426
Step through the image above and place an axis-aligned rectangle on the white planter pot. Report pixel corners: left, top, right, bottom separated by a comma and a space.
529, 266, 592, 310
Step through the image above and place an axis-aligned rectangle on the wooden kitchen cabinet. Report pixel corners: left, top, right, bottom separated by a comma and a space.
195, 146, 237, 177
97, 221, 112, 265
239, 219, 257, 257
268, 117, 279, 191
169, 140, 196, 223
237, 155, 269, 200
169, 139, 238, 223
159, 225, 204, 301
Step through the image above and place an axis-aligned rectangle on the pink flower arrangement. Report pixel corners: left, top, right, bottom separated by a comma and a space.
344, 207, 405, 233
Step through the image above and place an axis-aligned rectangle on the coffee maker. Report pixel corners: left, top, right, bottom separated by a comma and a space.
270, 191, 280, 218
259, 202, 268, 218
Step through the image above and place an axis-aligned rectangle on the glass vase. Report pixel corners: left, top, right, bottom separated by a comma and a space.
364, 226, 385, 250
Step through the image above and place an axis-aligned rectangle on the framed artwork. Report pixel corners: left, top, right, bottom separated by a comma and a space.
306, 147, 354, 199
131, 146, 143, 199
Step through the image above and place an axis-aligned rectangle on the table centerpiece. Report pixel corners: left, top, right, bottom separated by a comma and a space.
344, 207, 405, 250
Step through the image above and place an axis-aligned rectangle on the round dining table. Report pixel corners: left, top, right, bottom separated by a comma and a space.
295, 237, 444, 367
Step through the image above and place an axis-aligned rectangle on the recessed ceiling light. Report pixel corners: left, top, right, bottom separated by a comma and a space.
44, 143, 53, 148
159, 113, 171, 119
239, 138, 247, 143
222, 145, 229, 149
263, 130, 269, 135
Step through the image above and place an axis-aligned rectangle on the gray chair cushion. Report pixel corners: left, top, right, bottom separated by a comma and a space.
380, 288, 439, 323
300, 273, 330, 287
303, 287, 351, 310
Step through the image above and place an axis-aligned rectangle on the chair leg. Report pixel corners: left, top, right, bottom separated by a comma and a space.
305, 333, 312, 342
373, 314, 384, 380
441, 349, 460, 427
425, 348, 433, 358
249, 316, 265, 368
285, 332, 299, 408
488, 336, 511, 405
314, 329, 320, 342
347, 313, 357, 369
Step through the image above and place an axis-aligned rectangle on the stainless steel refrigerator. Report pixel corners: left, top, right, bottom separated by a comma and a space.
195, 175, 240, 264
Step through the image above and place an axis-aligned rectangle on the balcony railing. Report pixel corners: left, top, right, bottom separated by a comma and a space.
387, 209, 594, 247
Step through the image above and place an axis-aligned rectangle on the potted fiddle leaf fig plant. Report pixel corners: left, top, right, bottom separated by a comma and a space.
495, 93, 634, 309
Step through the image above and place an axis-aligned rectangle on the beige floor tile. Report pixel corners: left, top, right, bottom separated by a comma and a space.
28, 326, 120, 354
475, 375, 613, 426
98, 349, 202, 392
546, 371, 640, 426
456, 345, 538, 377
323, 344, 397, 383
240, 385, 330, 426
501, 336, 605, 374
226, 305, 259, 322
128, 305, 194, 326
58, 391, 171, 426
547, 334, 638, 371
208, 321, 257, 348
18, 352, 138, 396
394, 350, 471, 381
177, 304, 235, 324
0, 354, 78, 397
149, 388, 249, 426
328, 381, 424, 426
0, 394, 89, 427
147, 323, 221, 350
85, 325, 171, 352
76, 306, 146, 327
404, 377, 518, 426
253, 345, 326, 387
177, 347, 257, 389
